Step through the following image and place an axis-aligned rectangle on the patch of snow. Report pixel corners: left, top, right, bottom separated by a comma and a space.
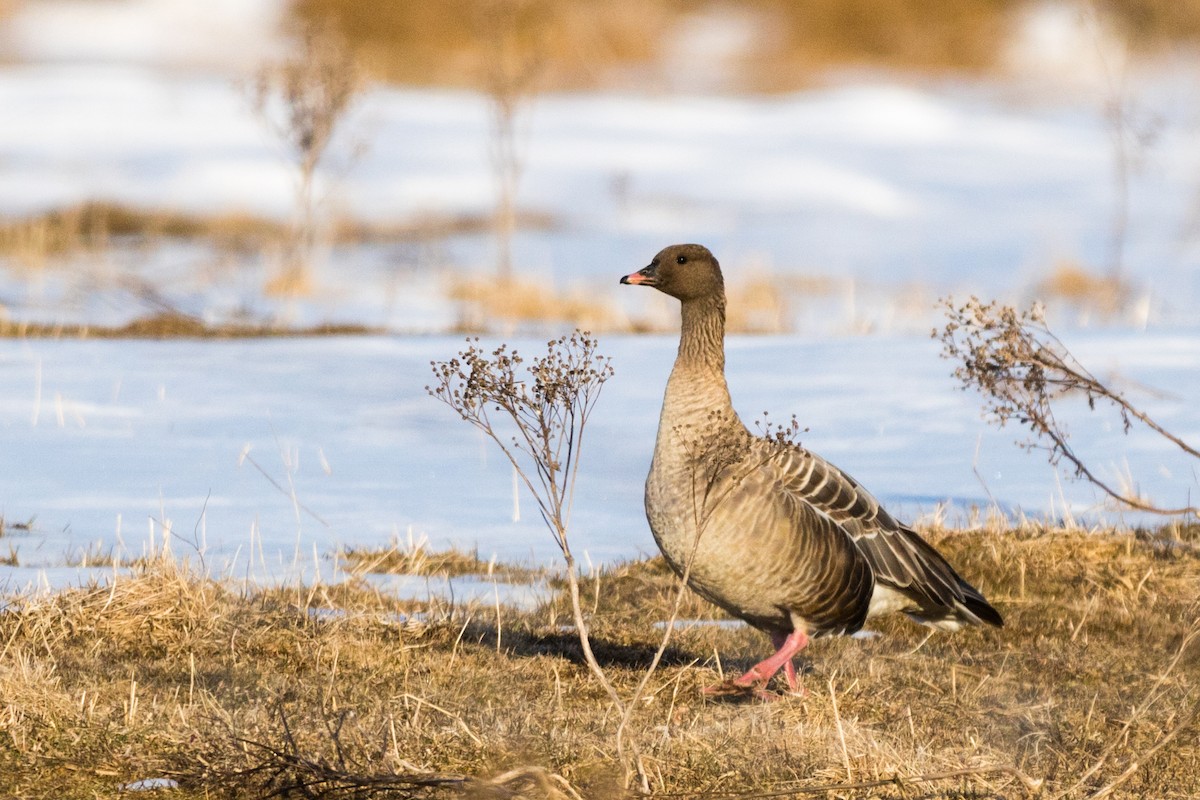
3, 63, 1198, 325
119, 777, 180, 792
2, 331, 1198, 593
1004, 1, 1129, 90
2, 0, 288, 74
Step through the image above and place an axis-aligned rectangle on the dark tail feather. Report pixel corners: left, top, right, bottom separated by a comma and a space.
900, 527, 1004, 628
961, 582, 1004, 627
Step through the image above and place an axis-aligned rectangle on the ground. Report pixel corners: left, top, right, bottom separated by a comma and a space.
1, 525, 1197, 799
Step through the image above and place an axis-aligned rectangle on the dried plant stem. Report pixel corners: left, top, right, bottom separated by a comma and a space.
399, 694, 483, 747
559, 550, 623, 708
427, 332, 630, 754
249, 22, 360, 293
829, 676, 853, 782
937, 297, 1200, 516
615, 555, 697, 792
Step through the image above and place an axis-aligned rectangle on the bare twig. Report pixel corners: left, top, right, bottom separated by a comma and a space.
427, 332, 621, 710
400, 694, 483, 747
937, 296, 1199, 516
477, 0, 543, 281
248, 22, 361, 293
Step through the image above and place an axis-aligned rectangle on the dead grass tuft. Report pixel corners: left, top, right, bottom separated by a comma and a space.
1037, 260, 1133, 317
342, 539, 543, 583
447, 275, 624, 332
0, 202, 295, 269
0, 202, 520, 272
0, 313, 375, 340
1, 527, 1198, 798
292, 0, 1200, 91
726, 276, 791, 333
263, 266, 318, 298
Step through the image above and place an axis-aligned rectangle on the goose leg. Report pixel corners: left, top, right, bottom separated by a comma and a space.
702, 629, 809, 698
770, 630, 802, 693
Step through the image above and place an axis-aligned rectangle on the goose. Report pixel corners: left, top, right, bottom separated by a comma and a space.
620, 243, 1002, 698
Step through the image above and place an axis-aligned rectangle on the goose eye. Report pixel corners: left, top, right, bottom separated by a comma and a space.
676, 255, 687, 265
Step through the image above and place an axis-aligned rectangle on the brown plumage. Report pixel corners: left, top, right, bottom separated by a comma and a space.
620, 243, 1002, 698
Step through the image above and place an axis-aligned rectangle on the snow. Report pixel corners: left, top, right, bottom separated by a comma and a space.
3, 331, 1199, 594
1, 62, 1199, 325
1, 0, 288, 73
2, 2, 1200, 594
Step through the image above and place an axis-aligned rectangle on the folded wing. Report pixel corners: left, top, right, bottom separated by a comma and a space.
760, 441, 1004, 628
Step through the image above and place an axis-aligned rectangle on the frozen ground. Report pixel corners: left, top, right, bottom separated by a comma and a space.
2, 330, 1198, 593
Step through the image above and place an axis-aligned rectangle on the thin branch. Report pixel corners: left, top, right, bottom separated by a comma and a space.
426, 332, 626, 730
937, 297, 1200, 516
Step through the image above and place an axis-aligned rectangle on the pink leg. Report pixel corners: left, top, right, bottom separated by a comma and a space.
770, 631, 801, 692
703, 629, 809, 698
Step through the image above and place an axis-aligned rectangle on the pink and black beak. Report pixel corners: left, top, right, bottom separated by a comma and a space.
620, 262, 658, 287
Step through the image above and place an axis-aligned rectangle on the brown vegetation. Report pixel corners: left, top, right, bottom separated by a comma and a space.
1036, 261, 1133, 318
0, 202, 558, 267
292, 0, 1200, 91
0, 312, 375, 340
342, 538, 538, 581
1, 525, 1198, 798
938, 296, 1199, 515
0, 202, 290, 270
447, 275, 625, 333
250, 22, 362, 297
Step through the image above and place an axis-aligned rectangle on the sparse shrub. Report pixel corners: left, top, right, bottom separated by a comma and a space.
428, 332, 687, 788
427, 332, 615, 688
937, 295, 1199, 516
479, 0, 544, 280
249, 23, 361, 296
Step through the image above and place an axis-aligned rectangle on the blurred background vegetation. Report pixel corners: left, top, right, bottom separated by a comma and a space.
292, 0, 1200, 91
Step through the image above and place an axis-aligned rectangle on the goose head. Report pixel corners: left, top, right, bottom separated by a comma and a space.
620, 243, 724, 302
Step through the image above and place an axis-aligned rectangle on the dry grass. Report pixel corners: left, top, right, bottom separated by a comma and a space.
0, 312, 375, 340
0, 202, 534, 269
341, 537, 542, 582
1, 526, 1198, 798
726, 276, 791, 334
0, 202, 293, 269
447, 275, 625, 332
292, 0, 1200, 91
1036, 261, 1133, 318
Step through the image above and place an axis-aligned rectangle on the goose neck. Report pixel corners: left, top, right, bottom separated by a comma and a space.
676, 293, 726, 373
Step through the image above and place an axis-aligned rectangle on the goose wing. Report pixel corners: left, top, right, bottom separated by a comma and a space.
761, 441, 1003, 627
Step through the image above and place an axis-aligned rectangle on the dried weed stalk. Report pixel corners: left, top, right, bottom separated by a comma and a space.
937, 296, 1199, 516
427, 332, 617, 701
250, 23, 361, 295
221, 705, 583, 799
477, 0, 543, 281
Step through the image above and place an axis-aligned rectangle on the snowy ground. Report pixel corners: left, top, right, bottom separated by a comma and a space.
2, 59, 1200, 331
2, 3, 1200, 593
3, 330, 1199, 593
